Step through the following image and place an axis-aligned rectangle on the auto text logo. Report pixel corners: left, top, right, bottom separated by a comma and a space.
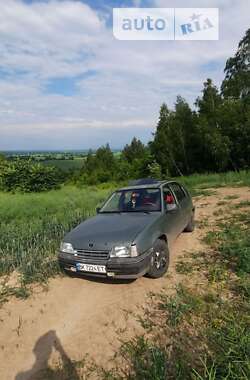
113, 8, 219, 41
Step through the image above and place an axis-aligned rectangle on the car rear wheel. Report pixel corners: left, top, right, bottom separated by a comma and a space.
147, 239, 169, 279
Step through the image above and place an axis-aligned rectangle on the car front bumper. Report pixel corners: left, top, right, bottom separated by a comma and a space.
58, 249, 152, 279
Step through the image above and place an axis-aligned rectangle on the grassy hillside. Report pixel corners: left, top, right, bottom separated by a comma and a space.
176, 170, 250, 195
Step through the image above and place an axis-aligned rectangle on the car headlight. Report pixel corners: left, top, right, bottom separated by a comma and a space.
110, 244, 138, 258
60, 242, 76, 254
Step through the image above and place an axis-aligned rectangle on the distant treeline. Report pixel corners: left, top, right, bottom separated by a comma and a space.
0, 28, 249, 192
3, 152, 85, 161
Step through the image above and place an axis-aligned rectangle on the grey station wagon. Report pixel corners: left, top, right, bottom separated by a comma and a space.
58, 179, 195, 279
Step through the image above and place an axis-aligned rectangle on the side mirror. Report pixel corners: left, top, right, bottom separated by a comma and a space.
96, 207, 101, 214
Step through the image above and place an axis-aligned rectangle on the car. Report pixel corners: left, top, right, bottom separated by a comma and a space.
58, 179, 195, 279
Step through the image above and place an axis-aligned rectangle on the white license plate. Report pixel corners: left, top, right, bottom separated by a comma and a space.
76, 263, 106, 274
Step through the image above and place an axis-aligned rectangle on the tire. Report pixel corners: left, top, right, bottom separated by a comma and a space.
147, 239, 169, 279
184, 212, 195, 232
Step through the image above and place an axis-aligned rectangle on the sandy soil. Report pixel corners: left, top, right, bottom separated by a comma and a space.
0, 187, 249, 380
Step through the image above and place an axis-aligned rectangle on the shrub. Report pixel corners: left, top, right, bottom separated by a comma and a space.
0, 159, 62, 192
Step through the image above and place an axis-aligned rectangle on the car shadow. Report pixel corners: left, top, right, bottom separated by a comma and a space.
64, 271, 136, 285
15, 330, 79, 380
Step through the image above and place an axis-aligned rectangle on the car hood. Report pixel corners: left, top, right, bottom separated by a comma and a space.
64, 212, 160, 251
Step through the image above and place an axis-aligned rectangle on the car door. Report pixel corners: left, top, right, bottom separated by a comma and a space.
169, 182, 189, 232
161, 184, 183, 245
179, 183, 194, 225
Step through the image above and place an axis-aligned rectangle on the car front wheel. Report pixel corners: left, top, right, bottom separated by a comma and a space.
147, 239, 169, 279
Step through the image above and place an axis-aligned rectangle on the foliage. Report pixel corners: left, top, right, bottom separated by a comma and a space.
78, 144, 117, 185
147, 160, 162, 179
149, 28, 250, 177
75, 141, 152, 185
150, 103, 174, 176
0, 159, 62, 192
122, 137, 147, 164
151, 79, 237, 176
222, 28, 250, 101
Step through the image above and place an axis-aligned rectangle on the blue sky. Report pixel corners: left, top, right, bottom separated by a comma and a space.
0, 0, 249, 150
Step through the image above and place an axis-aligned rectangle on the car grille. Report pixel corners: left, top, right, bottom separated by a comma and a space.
75, 249, 109, 262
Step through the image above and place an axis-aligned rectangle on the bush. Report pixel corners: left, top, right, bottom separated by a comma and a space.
0, 159, 62, 192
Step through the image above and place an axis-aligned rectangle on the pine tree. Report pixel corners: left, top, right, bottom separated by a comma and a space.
221, 28, 250, 101
150, 103, 178, 176
196, 79, 230, 171
122, 137, 146, 164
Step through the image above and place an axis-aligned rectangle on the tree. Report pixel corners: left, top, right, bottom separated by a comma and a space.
147, 160, 162, 179
0, 153, 6, 162
195, 79, 230, 172
170, 96, 196, 174
122, 137, 146, 164
150, 103, 176, 176
196, 79, 222, 122
80, 144, 117, 184
84, 150, 96, 174
218, 99, 250, 169
221, 28, 250, 101
151, 99, 199, 176
0, 159, 62, 192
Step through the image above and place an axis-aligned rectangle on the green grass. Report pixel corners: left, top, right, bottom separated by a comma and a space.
175, 170, 250, 196
97, 195, 250, 380
0, 185, 113, 290
204, 213, 250, 275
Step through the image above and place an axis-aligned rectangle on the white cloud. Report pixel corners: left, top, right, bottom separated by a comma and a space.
0, 0, 105, 78
0, 0, 249, 149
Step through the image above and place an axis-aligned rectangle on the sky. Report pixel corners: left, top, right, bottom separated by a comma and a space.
0, 0, 249, 150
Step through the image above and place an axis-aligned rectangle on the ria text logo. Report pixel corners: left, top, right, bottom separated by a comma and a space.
113, 8, 219, 41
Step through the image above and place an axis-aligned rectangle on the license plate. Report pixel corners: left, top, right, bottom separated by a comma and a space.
76, 263, 106, 274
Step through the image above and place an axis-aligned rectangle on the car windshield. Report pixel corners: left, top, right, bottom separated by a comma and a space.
99, 188, 161, 213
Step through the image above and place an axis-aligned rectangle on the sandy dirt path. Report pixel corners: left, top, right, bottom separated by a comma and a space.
0, 187, 249, 380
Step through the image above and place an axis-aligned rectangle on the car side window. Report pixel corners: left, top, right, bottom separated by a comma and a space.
163, 185, 176, 210
169, 183, 186, 203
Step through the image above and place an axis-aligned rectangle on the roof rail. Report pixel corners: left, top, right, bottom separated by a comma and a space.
128, 178, 160, 186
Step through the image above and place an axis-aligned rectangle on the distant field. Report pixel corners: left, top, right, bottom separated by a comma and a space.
42, 158, 85, 171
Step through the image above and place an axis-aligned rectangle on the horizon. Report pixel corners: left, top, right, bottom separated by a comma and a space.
1, 148, 123, 153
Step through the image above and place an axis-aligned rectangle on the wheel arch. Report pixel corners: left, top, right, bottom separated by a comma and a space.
157, 234, 168, 245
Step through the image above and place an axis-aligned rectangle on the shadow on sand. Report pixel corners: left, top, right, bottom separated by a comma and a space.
66, 270, 136, 285
15, 330, 80, 380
